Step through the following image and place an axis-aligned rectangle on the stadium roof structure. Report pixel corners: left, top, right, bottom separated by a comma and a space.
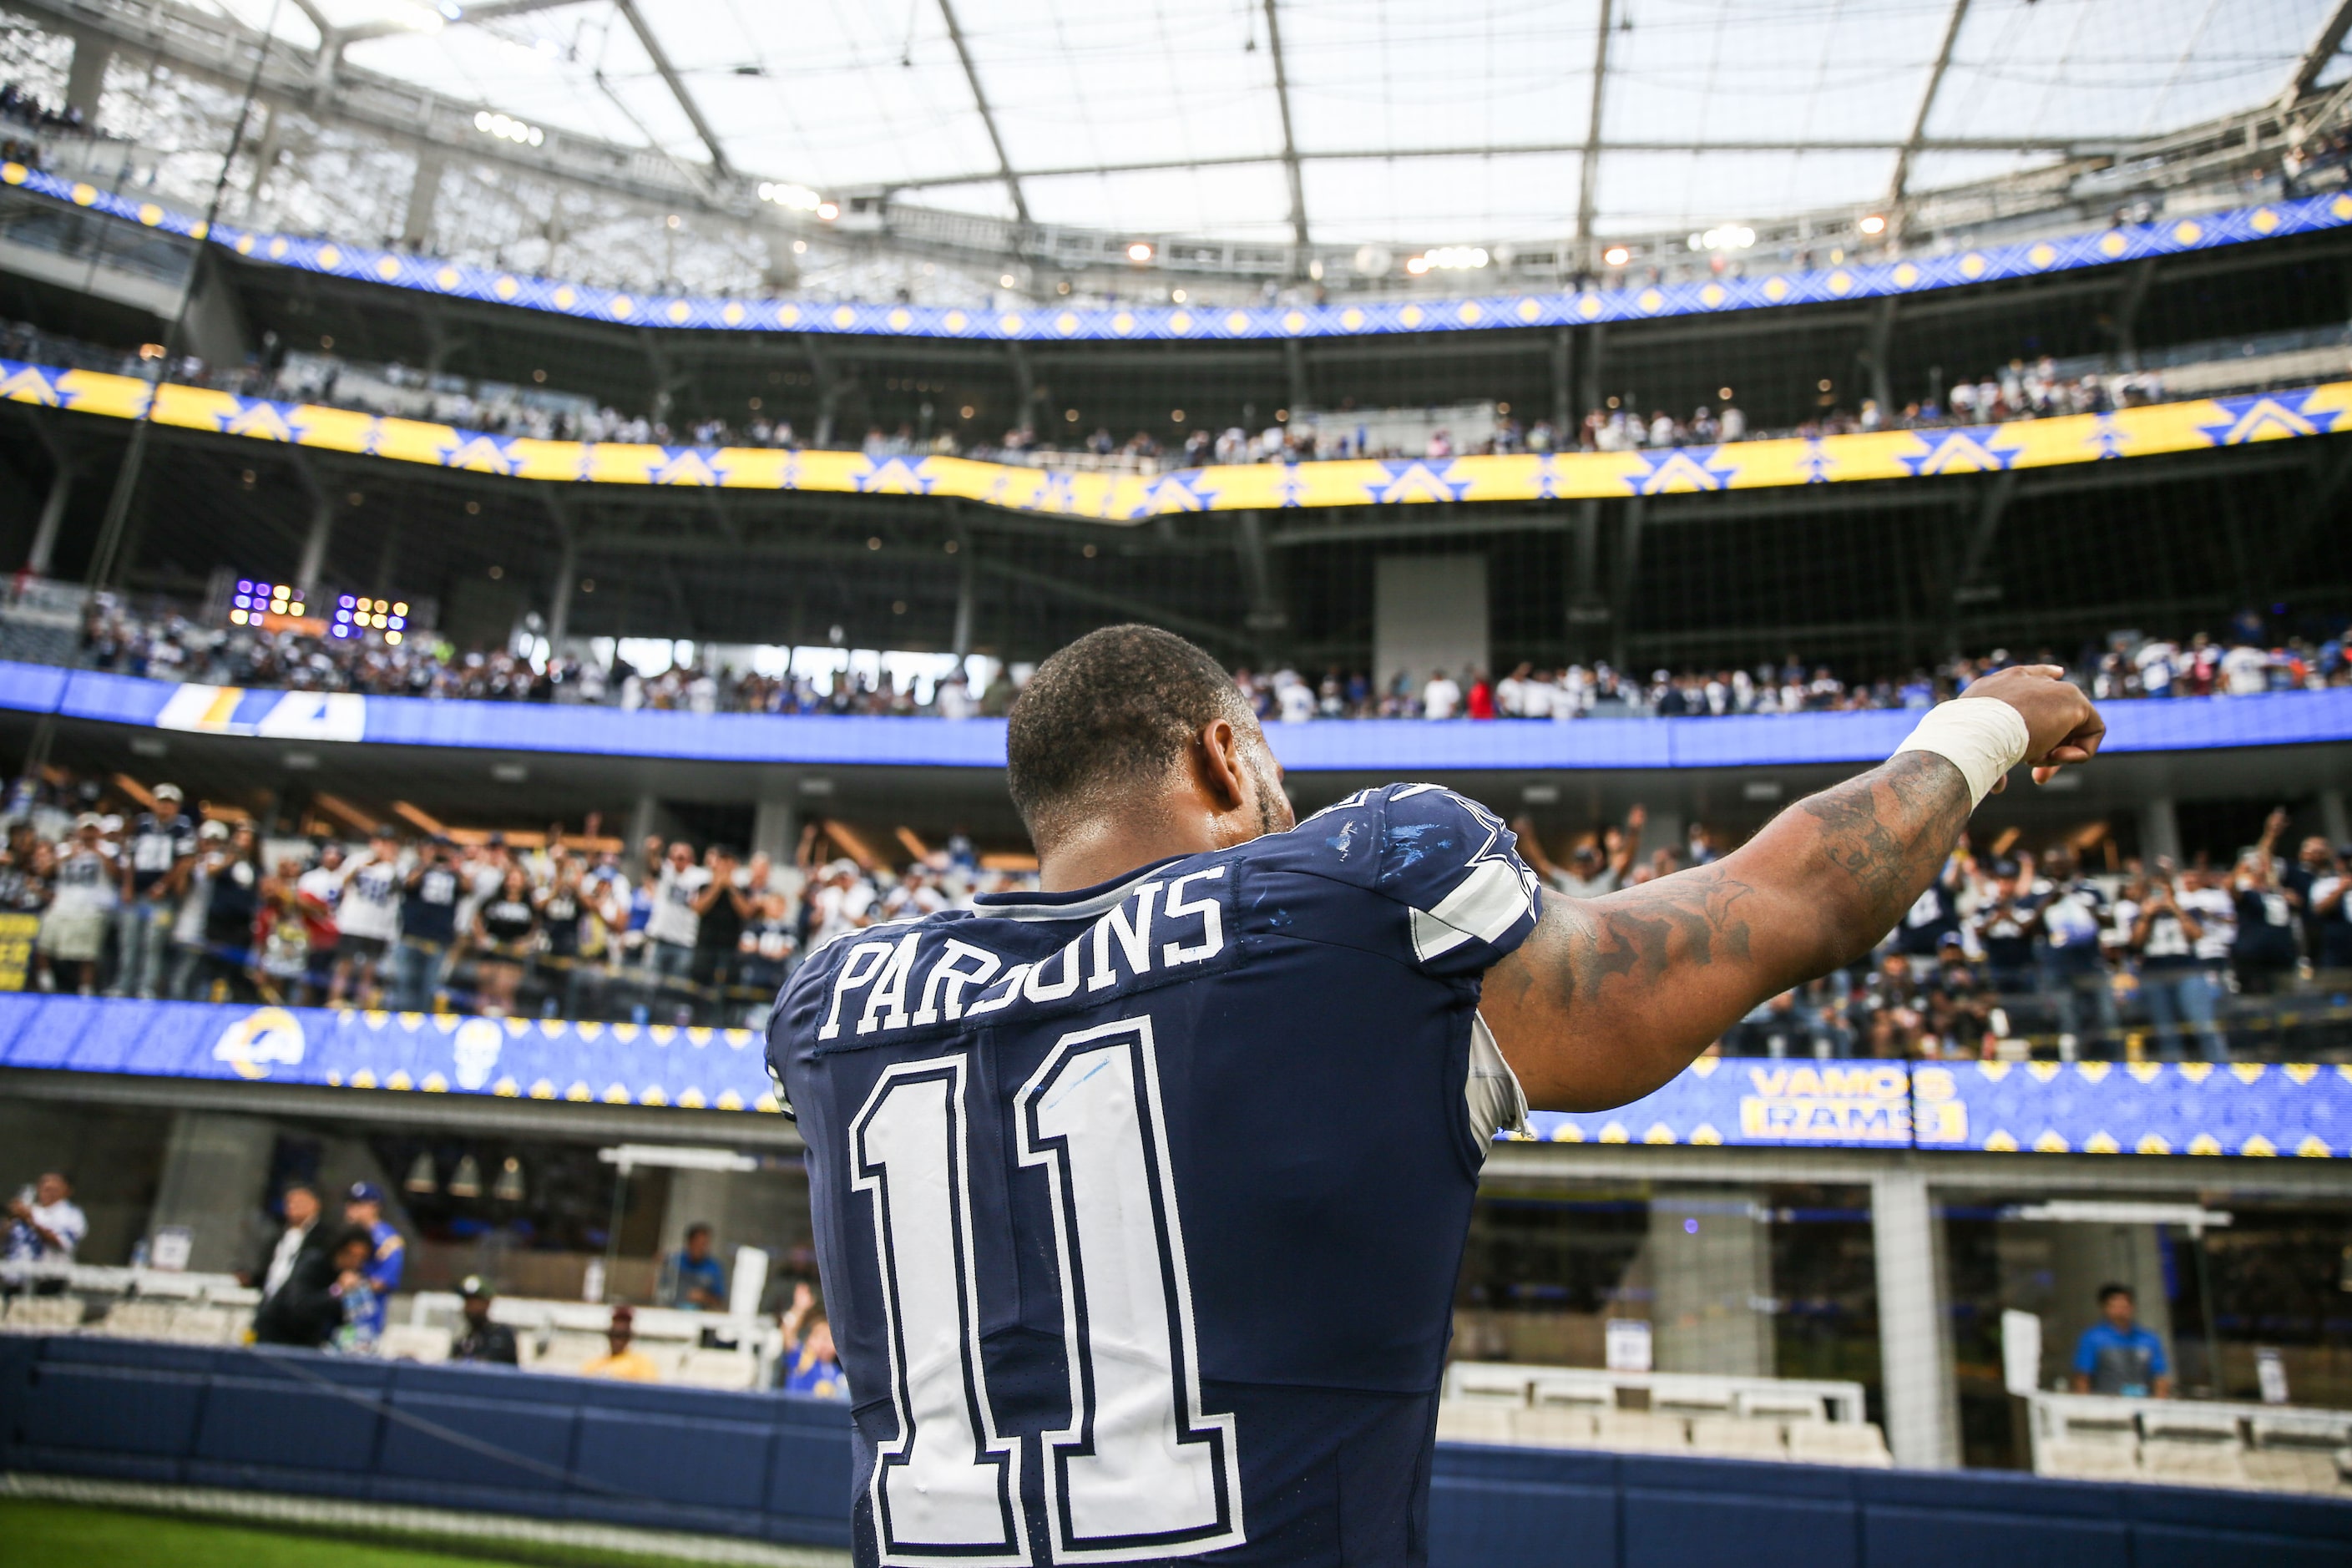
200, 0, 2352, 256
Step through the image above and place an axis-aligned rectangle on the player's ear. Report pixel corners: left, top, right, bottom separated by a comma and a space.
1195, 717, 1248, 812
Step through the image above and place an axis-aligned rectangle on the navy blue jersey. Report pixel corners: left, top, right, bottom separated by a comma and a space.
770, 785, 1541, 1567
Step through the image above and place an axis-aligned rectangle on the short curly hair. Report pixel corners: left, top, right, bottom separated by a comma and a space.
1006, 625, 1257, 846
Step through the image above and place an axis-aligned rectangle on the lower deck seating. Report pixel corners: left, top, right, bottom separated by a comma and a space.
2031, 1392, 2352, 1496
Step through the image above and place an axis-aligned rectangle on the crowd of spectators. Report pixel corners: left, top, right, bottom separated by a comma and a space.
1235, 623, 2348, 724
1519, 804, 2352, 1064
0, 80, 80, 170
0, 310, 2225, 472
58, 587, 2351, 723
0, 770, 1026, 1029
2, 749, 2344, 1060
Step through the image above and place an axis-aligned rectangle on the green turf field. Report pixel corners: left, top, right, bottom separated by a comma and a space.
0, 1499, 827, 1568
3, 1499, 531, 1568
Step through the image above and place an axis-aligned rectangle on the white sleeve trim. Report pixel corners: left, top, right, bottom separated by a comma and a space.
1464, 1011, 1530, 1160
1409, 857, 1534, 964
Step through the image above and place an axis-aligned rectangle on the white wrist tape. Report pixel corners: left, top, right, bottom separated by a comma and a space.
1892, 697, 2032, 807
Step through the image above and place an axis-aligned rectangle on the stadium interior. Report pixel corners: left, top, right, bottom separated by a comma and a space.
0, 3, 2349, 1565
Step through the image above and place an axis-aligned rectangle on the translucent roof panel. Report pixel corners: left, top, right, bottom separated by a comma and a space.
1275, 0, 1603, 164
1923, 0, 2329, 144
1302, 154, 1587, 245
278, 0, 2349, 246
1020, 164, 1297, 245
1591, 148, 1897, 236
964, 0, 1291, 182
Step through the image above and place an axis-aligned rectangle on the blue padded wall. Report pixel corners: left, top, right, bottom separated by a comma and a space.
3, 1336, 2347, 1564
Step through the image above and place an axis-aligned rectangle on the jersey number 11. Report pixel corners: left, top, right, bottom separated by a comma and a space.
851, 1015, 1245, 1565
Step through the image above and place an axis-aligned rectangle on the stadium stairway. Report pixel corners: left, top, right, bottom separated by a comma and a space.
3, 1335, 2349, 1564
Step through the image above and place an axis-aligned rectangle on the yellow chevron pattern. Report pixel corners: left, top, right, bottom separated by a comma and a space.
7, 359, 2344, 524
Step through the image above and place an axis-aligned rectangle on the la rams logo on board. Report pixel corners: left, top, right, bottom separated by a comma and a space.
1626, 448, 1738, 494
2196, 390, 2342, 445
1898, 428, 2017, 477
1363, 460, 1471, 503
452, 1017, 503, 1091
154, 685, 367, 741
850, 456, 937, 495
214, 1007, 306, 1080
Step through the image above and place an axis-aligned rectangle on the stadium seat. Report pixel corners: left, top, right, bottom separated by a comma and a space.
91, 1300, 176, 1340
2139, 1439, 2250, 1489
1733, 1388, 1826, 1424
2240, 1447, 2345, 1495
1785, 1421, 1891, 1468
1591, 1411, 1689, 1453
1448, 1363, 1533, 1405
0, 1295, 85, 1332
2038, 1439, 2142, 1481
1509, 1406, 1599, 1448
1434, 1403, 1516, 1444
1687, 1415, 1787, 1461
378, 1323, 453, 1363
674, 1348, 759, 1389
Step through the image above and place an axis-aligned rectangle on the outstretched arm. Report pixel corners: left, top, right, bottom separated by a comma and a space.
1479, 666, 2102, 1111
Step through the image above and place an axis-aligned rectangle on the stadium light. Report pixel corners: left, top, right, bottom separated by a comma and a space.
759, 182, 824, 214
817, 201, 840, 221
1859, 213, 1888, 235
473, 110, 544, 148
1690, 226, 1755, 251
1125, 241, 1154, 263
1411, 246, 1489, 274
1601, 245, 1631, 267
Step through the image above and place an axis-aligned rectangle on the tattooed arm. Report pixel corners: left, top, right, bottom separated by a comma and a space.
1479, 666, 2104, 1111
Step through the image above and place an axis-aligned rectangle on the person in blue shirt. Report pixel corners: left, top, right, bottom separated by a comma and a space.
341, 1181, 402, 1343
778, 1281, 847, 1399
2073, 1283, 2172, 1398
665, 1222, 727, 1311
769, 625, 2103, 1568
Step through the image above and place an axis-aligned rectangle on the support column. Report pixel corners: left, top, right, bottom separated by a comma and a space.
1873, 1166, 1960, 1469
1282, 337, 1311, 414
1608, 497, 1643, 672
63, 32, 112, 129
240, 105, 282, 220
296, 487, 335, 601
400, 148, 447, 250
545, 497, 579, 648
2319, 789, 2349, 848
1006, 342, 1037, 435
1577, 324, 1606, 423
147, 1111, 277, 1276
1236, 510, 1287, 663
1550, 328, 1575, 439
1860, 296, 1897, 417
951, 529, 977, 657
1565, 499, 1607, 661
2139, 796, 2183, 864
375, 516, 402, 588
28, 458, 74, 576
1648, 1188, 1774, 1375
627, 792, 664, 854
751, 794, 798, 867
